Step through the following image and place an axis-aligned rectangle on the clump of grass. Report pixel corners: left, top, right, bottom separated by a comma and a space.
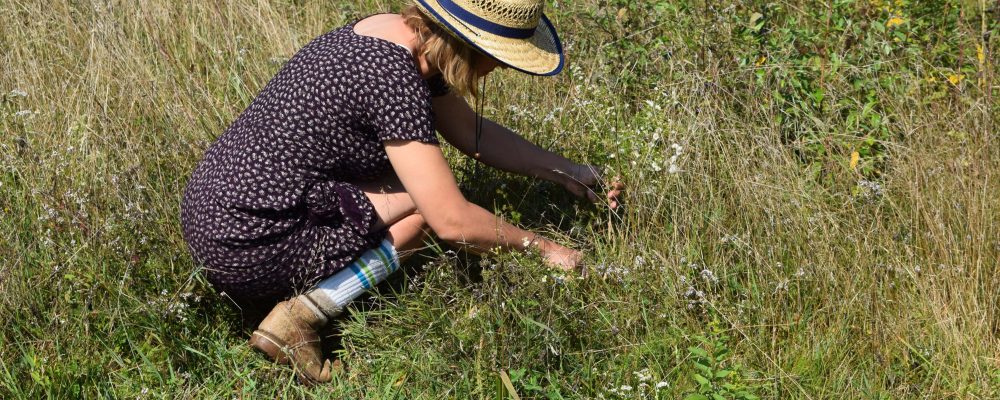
2, 0, 997, 398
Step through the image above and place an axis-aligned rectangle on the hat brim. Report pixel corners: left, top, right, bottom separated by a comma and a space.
414, 0, 565, 76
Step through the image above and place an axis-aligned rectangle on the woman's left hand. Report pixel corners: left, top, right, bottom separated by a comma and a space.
559, 164, 625, 209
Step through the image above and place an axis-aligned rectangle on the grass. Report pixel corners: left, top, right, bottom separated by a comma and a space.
1, 0, 998, 398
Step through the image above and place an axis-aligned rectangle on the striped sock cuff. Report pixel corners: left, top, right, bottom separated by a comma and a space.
306, 239, 400, 318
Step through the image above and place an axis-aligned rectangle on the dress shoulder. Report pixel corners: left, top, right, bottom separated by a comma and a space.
349, 30, 440, 145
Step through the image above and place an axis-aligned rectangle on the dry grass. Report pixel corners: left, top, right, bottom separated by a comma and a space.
1, 0, 997, 398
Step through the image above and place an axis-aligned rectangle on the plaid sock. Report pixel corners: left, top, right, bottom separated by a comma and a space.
304, 239, 400, 319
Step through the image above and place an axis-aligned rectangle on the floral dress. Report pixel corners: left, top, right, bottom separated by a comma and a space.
181, 19, 449, 307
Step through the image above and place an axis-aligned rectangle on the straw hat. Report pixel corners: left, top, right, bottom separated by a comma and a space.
413, 0, 564, 76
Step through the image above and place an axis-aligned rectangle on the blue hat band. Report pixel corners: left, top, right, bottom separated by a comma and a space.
437, 0, 536, 39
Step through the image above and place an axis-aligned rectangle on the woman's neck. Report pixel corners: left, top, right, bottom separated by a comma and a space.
353, 14, 438, 78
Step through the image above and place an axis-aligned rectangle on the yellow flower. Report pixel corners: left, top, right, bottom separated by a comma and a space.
886, 17, 905, 28
756, 56, 767, 66
850, 151, 860, 170
947, 74, 965, 86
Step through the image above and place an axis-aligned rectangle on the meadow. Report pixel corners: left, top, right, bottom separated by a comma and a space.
1, 0, 997, 398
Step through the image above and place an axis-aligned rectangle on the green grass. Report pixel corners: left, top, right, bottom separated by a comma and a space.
2, 0, 998, 398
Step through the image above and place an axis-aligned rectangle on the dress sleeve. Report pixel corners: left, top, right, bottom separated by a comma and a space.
361, 56, 440, 145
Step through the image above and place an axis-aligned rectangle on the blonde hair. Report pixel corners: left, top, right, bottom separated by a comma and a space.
402, 6, 482, 98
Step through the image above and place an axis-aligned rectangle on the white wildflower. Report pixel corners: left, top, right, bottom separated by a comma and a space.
858, 179, 884, 202
655, 381, 669, 389
9, 89, 27, 97
700, 268, 718, 284
634, 255, 645, 267
666, 143, 684, 174
633, 368, 651, 382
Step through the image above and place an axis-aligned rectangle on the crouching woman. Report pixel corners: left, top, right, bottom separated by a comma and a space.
180, 0, 623, 384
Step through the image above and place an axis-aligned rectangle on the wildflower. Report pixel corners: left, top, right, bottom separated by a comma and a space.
795, 268, 806, 278
684, 286, 706, 309
633, 255, 645, 267
633, 368, 651, 382
655, 381, 669, 389
886, 16, 905, 28
947, 74, 965, 86
619, 384, 633, 392
858, 179, 884, 202
666, 143, 684, 174
9, 89, 27, 97
700, 268, 718, 284
13, 110, 34, 118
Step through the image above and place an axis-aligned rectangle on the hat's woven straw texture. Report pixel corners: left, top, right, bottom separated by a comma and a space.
414, 0, 564, 76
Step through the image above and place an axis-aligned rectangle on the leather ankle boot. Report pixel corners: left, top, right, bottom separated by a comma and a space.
249, 295, 333, 385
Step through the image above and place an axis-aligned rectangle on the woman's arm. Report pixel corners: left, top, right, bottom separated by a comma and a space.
384, 140, 581, 270
431, 93, 574, 182
432, 93, 623, 208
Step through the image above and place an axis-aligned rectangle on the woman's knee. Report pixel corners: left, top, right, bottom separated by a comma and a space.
386, 213, 428, 254
361, 179, 417, 231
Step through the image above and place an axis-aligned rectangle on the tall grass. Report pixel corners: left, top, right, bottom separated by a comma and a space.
1, 0, 997, 398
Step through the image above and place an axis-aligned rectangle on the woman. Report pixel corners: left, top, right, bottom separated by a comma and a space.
181, 0, 623, 384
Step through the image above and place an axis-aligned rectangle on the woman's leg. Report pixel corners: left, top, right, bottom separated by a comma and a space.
358, 174, 418, 232
249, 213, 429, 385
250, 178, 428, 385
385, 212, 428, 259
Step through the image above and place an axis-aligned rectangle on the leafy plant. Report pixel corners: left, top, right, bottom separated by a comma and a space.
684, 320, 759, 400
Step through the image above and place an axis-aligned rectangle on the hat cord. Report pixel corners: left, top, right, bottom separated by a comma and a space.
474, 74, 486, 159
461, 75, 487, 193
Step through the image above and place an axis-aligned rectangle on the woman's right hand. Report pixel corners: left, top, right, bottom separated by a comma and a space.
537, 240, 583, 272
